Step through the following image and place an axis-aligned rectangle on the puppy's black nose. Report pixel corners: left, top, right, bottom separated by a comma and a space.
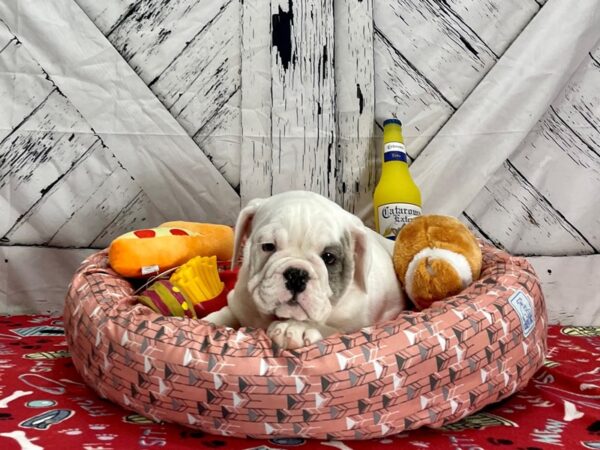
283, 268, 309, 294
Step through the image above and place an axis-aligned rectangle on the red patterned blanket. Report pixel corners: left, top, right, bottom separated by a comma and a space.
0, 315, 598, 449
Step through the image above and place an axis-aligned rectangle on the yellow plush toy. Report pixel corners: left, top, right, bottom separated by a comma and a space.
137, 255, 226, 318
393, 215, 482, 310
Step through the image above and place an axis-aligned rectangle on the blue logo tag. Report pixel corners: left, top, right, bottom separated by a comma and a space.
384, 151, 408, 163
508, 290, 535, 337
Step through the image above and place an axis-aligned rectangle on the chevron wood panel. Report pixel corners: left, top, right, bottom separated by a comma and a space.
374, 0, 600, 259
0, 87, 100, 237
373, 0, 540, 157
149, 1, 239, 132
0, 37, 55, 143
8, 145, 165, 248
89, 190, 164, 248
91, 0, 229, 84
4, 0, 241, 217
76, 0, 137, 34
376, 1, 525, 109
444, 0, 539, 56
77, 0, 241, 190
241, 0, 379, 208
373, 30, 455, 158
511, 110, 600, 250
0, 27, 163, 248
466, 48, 600, 256
551, 47, 600, 153
194, 89, 242, 191
459, 213, 492, 246
465, 161, 594, 256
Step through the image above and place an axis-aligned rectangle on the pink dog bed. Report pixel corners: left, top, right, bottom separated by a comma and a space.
64, 243, 547, 440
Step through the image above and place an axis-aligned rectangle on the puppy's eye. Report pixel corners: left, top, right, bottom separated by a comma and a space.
261, 243, 276, 252
321, 252, 337, 266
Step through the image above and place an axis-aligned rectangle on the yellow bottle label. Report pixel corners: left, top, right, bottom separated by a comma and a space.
377, 202, 422, 239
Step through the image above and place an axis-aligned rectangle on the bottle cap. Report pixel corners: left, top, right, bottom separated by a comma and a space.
383, 118, 402, 126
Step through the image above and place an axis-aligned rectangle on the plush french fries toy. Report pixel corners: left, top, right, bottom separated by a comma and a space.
137, 255, 232, 318
108, 222, 233, 278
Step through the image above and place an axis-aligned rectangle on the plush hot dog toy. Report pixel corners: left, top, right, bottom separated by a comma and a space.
108, 221, 233, 278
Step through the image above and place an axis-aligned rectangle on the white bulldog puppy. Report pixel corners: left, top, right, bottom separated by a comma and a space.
204, 191, 405, 349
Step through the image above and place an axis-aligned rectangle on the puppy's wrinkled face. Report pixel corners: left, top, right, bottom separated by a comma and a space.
242, 200, 356, 323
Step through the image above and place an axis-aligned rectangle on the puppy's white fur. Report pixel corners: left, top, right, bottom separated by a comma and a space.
204, 191, 405, 349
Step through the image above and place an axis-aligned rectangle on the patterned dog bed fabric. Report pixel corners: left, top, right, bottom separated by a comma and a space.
64, 243, 547, 440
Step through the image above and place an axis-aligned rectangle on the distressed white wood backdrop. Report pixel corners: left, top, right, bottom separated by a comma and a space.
0, 0, 598, 324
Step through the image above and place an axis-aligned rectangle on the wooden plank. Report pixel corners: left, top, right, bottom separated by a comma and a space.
464, 161, 595, 256
0, 36, 55, 143
0, 246, 95, 315
4, 138, 103, 245
90, 190, 162, 247
373, 30, 455, 159
8, 141, 165, 248
550, 47, 600, 156
270, 0, 336, 197
459, 213, 494, 247
193, 89, 241, 191
1, 0, 241, 224
334, 0, 376, 217
0, 18, 13, 51
75, 0, 138, 35
0, 24, 166, 247
409, 0, 600, 217
372, 0, 538, 158
528, 254, 600, 326
468, 50, 600, 257
0, 90, 100, 238
99, 0, 229, 84
509, 108, 600, 251
443, 0, 539, 56
77, 0, 242, 191
374, 0, 497, 108
151, 0, 239, 136
52, 181, 163, 248
239, 0, 273, 203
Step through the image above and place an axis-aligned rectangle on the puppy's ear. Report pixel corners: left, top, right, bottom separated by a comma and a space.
350, 224, 372, 293
231, 198, 263, 269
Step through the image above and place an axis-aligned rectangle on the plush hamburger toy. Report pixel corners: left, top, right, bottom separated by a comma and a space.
393, 215, 482, 310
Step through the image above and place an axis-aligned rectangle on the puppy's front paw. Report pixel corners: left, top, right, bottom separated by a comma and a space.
267, 320, 323, 349
202, 306, 239, 328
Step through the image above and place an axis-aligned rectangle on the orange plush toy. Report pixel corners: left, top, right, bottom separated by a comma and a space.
108, 221, 233, 278
393, 215, 482, 310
